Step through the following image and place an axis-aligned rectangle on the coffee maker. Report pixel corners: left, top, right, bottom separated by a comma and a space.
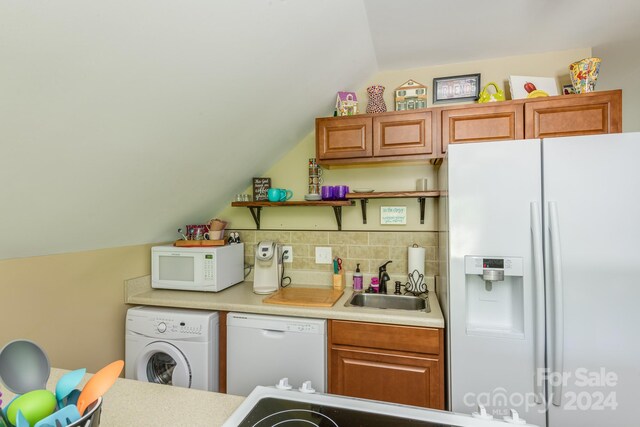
253, 241, 283, 294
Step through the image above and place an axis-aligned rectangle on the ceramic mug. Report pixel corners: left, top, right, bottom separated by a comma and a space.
268, 188, 293, 202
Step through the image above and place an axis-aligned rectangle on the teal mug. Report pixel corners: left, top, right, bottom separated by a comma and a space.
267, 188, 293, 202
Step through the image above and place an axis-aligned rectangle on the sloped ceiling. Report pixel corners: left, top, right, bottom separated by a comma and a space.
1, 0, 639, 259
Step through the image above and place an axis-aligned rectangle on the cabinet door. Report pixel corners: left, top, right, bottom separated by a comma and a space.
373, 111, 434, 158
524, 91, 622, 139
330, 346, 443, 409
316, 116, 372, 160
441, 104, 524, 154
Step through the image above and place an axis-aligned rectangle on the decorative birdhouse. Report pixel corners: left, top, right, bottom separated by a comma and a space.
394, 79, 427, 111
335, 91, 358, 116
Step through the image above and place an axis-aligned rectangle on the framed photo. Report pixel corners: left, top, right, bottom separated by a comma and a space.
433, 73, 481, 103
509, 76, 559, 99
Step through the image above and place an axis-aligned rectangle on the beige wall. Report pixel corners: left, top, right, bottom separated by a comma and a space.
593, 36, 640, 132
216, 47, 592, 232
0, 244, 154, 373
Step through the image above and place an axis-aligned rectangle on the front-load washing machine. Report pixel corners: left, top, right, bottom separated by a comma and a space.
125, 306, 218, 391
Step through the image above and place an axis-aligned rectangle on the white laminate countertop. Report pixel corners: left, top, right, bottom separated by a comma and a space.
2, 368, 245, 426
125, 276, 444, 328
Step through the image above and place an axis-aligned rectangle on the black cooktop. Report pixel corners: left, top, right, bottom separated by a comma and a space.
236, 397, 456, 427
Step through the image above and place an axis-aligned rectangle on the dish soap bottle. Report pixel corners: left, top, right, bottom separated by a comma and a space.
353, 263, 363, 291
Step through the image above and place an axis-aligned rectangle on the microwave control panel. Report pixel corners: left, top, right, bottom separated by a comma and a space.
204, 254, 215, 280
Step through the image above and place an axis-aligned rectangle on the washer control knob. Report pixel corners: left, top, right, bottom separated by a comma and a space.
157, 322, 167, 333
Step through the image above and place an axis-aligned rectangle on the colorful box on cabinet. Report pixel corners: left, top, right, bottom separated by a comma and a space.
395, 79, 427, 111
335, 91, 358, 116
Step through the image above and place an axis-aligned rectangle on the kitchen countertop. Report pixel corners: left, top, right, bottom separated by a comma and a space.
125, 276, 444, 328
2, 368, 245, 426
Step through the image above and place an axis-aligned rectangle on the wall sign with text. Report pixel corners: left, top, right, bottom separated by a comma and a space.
380, 206, 407, 225
252, 177, 271, 201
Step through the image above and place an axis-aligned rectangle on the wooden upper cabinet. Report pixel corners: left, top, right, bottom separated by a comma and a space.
525, 90, 622, 139
440, 104, 524, 154
373, 111, 433, 157
316, 90, 622, 164
316, 116, 372, 160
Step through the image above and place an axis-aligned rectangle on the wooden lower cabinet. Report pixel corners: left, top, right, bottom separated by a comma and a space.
328, 320, 444, 410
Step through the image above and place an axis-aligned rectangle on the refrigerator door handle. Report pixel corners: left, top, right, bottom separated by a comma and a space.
548, 201, 565, 406
530, 202, 545, 404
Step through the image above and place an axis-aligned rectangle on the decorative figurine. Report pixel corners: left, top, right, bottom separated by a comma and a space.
394, 79, 427, 111
335, 91, 358, 116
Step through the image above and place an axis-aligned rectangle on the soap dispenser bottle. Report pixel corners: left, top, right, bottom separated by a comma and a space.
353, 263, 363, 291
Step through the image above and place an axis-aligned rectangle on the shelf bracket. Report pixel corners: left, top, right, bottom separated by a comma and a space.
332, 206, 343, 231
418, 197, 426, 224
247, 206, 262, 230
358, 199, 368, 224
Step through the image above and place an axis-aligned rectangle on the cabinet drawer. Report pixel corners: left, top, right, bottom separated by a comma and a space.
331, 320, 441, 355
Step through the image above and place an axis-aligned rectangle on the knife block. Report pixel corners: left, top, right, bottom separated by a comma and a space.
332, 272, 345, 290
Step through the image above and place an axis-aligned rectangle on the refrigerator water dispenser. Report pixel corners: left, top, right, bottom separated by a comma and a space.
464, 256, 524, 339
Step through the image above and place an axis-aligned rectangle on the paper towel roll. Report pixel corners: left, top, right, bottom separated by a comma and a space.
408, 245, 426, 277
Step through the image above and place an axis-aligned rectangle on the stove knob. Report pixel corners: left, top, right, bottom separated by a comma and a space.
299, 380, 316, 394
157, 322, 167, 333
503, 409, 526, 425
276, 378, 292, 390
472, 405, 493, 420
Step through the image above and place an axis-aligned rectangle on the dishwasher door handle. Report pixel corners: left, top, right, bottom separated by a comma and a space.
261, 329, 286, 339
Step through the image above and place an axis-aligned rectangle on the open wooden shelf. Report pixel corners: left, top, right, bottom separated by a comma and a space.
231, 200, 355, 230
345, 191, 441, 225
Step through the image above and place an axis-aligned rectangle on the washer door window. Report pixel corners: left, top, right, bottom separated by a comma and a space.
136, 341, 192, 388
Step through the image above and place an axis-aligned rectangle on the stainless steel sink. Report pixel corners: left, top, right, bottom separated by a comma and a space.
344, 292, 430, 312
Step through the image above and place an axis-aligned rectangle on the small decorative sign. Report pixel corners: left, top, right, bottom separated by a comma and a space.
380, 206, 407, 225
252, 177, 271, 201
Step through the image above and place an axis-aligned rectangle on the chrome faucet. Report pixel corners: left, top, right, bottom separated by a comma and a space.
378, 261, 392, 294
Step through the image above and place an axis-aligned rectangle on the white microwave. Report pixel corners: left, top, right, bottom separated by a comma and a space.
151, 244, 244, 292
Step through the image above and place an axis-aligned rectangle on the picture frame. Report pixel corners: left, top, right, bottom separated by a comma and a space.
433, 73, 481, 103
508, 76, 559, 99
252, 177, 271, 201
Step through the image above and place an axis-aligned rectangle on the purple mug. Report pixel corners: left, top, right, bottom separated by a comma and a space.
334, 185, 349, 200
321, 186, 334, 200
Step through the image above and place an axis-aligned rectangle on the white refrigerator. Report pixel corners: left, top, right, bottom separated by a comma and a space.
440, 133, 640, 427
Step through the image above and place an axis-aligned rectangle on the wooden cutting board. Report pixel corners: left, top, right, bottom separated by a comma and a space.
263, 287, 344, 307
174, 239, 226, 247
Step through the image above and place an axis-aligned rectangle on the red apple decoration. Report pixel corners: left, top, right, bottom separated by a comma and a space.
524, 82, 537, 93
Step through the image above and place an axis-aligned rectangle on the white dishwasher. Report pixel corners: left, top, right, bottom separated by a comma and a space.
226, 312, 327, 396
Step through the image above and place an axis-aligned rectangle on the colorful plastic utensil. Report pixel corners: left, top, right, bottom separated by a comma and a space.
55, 369, 86, 408
33, 404, 80, 427
7, 390, 56, 426
65, 389, 81, 407
0, 340, 50, 394
0, 391, 12, 427
76, 360, 124, 415
15, 410, 28, 427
